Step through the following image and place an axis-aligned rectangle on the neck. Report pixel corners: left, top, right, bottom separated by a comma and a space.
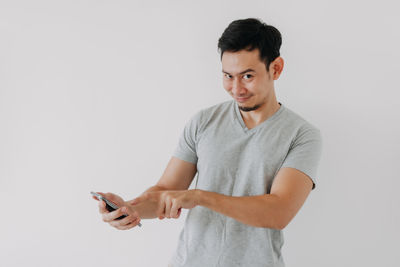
239, 96, 280, 129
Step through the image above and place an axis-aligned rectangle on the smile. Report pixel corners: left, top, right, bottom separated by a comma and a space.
235, 96, 251, 103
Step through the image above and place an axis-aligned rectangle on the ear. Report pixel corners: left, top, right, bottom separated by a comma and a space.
270, 57, 284, 80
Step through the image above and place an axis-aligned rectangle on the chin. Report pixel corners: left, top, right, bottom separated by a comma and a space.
238, 103, 261, 112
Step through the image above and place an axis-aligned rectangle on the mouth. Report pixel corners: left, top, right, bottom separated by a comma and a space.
235, 96, 251, 103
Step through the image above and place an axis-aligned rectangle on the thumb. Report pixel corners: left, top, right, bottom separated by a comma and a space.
104, 192, 122, 205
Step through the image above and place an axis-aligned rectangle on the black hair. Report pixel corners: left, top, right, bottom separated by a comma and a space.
218, 18, 282, 71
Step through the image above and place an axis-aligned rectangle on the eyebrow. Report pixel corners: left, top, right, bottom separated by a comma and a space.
222, 68, 256, 75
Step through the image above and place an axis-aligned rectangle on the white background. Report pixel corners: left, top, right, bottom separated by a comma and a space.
1, 1, 399, 266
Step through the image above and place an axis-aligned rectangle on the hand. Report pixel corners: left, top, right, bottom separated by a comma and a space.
92, 192, 141, 230
131, 190, 199, 219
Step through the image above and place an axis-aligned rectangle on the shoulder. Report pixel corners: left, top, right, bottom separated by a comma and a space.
183, 100, 234, 137
280, 104, 322, 142
190, 100, 234, 124
199, 100, 233, 116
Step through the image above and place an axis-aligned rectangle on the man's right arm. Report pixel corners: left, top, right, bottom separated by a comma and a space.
127, 156, 197, 219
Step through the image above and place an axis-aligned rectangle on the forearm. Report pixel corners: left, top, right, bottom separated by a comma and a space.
142, 185, 168, 194
196, 190, 285, 229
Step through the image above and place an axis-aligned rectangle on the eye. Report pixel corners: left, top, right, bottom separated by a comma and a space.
243, 74, 253, 80
224, 73, 232, 79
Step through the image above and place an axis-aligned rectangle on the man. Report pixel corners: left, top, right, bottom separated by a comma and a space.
93, 18, 322, 267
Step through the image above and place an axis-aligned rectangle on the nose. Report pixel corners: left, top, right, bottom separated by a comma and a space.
231, 78, 246, 96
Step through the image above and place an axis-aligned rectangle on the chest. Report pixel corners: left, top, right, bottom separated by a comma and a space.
195, 124, 293, 195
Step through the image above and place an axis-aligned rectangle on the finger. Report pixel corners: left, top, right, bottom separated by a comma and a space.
98, 200, 108, 213
157, 199, 166, 218
130, 217, 142, 227
103, 192, 122, 206
121, 210, 140, 226
165, 198, 172, 219
108, 209, 139, 228
102, 207, 127, 222
113, 215, 141, 229
114, 223, 132, 231
177, 208, 182, 217
170, 200, 180, 219
127, 216, 141, 227
115, 224, 133, 230
109, 214, 134, 228
116, 217, 142, 230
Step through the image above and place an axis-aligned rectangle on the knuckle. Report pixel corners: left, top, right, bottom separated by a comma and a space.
117, 208, 123, 215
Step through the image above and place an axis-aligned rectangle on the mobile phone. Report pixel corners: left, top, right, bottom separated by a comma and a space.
91, 191, 142, 227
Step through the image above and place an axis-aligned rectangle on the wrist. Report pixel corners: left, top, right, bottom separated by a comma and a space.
193, 189, 203, 207
126, 201, 136, 212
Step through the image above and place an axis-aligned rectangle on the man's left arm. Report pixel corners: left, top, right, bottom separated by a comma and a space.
194, 167, 314, 229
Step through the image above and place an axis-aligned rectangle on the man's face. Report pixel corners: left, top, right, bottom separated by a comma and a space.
221, 49, 276, 112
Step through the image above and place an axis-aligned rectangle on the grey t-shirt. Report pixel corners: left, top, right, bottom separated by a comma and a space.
169, 100, 322, 267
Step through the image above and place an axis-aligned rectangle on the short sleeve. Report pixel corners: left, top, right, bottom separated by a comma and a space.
280, 127, 322, 190
172, 111, 202, 164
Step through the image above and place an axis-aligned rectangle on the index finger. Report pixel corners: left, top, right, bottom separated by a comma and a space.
98, 199, 108, 214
